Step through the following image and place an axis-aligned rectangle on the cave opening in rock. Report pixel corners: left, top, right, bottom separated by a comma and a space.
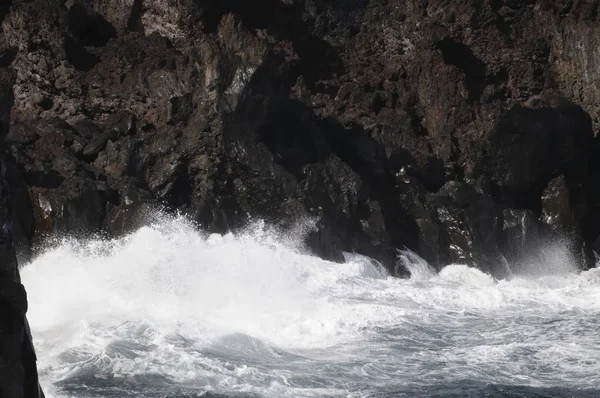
257, 101, 327, 178
436, 37, 487, 100
63, 36, 100, 72
67, 3, 116, 47
0, 0, 11, 25
199, 0, 279, 32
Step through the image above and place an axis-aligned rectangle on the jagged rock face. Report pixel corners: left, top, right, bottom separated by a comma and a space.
0, 68, 43, 397
542, 175, 578, 234
1, 0, 600, 280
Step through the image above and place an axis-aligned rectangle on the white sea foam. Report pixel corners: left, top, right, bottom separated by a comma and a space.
21, 215, 600, 397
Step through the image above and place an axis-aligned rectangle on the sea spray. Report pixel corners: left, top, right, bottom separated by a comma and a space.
21, 215, 600, 397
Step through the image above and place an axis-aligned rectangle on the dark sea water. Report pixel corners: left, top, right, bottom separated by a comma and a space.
21, 217, 600, 397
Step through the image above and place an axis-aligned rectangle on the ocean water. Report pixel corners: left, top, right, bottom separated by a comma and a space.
21, 217, 600, 397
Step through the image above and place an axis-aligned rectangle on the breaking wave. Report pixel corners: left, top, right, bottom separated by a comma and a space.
21, 216, 600, 397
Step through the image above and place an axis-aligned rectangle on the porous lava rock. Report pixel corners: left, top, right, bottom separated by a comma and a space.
2, 0, 600, 283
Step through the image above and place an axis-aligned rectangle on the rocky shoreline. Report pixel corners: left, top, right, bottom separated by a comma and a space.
4, 1, 600, 273
2, 0, 600, 392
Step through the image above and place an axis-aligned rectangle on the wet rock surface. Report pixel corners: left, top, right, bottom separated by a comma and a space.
1, 0, 600, 282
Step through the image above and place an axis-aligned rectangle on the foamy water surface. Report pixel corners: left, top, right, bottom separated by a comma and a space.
21, 217, 600, 397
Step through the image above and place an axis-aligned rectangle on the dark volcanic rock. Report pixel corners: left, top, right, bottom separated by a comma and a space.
9, 0, 600, 395
541, 175, 578, 234
82, 129, 118, 157
1, 0, 600, 284
0, 68, 43, 396
485, 96, 593, 194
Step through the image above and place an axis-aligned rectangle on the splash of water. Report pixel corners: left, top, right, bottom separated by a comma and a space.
396, 249, 437, 281
21, 215, 600, 397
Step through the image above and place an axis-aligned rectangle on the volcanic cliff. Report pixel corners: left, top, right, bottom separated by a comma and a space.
4, 0, 600, 276
3, 1, 600, 391
4, 1, 600, 271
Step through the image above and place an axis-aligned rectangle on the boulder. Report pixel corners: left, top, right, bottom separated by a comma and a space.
541, 175, 577, 234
